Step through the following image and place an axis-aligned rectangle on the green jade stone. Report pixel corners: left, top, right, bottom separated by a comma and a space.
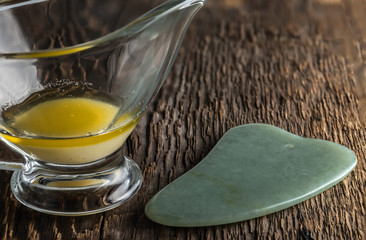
145, 124, 357, 227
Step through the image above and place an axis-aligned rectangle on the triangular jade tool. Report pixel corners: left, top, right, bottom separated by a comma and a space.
145, 124, 357, 227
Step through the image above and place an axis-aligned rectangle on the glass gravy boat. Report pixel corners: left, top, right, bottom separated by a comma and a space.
0, 0, 206, 215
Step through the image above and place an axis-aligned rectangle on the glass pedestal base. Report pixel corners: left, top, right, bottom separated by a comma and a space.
10, 152, 142, 216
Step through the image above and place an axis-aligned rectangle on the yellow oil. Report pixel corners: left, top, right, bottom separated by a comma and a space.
10, 97, 120, 138
0, 97, 139, 164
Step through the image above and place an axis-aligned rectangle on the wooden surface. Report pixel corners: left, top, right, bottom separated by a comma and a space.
1, 0, 366, 239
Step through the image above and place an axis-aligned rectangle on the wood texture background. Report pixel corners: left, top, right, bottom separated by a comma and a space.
0, 0, 365, 239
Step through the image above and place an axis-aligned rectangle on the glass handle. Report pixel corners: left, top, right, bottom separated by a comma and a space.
0, 158, 24, 171
0, 134, 26, 171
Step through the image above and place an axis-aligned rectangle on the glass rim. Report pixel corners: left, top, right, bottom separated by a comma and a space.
0, 0, 206, 59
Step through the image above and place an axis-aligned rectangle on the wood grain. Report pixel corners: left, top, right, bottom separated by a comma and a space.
0, 0, 365, 239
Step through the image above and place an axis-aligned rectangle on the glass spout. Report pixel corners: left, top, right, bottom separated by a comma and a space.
108, 0, 207, 117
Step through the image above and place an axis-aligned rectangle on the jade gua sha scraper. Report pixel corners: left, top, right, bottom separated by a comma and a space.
0, 0, 206, 215
145, 124, 357, 227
